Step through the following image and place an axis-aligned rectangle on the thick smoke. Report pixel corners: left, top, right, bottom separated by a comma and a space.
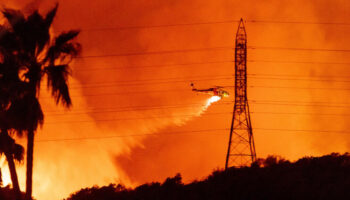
1, 0, 350, 200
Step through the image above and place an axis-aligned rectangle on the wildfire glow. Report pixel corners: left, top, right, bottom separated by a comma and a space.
3, 1, 350, 200
0, 158, 11, 186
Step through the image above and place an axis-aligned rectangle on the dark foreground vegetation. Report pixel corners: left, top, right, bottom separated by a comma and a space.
65, 153, 350, 200
0, 174, 25, 200
0, 186, 25, 200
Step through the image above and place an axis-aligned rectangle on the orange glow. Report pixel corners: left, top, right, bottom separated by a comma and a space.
2, 0, 350, 200
0, 158, 12, 187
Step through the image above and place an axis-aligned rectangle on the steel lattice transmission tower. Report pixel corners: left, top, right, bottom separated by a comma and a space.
225, 19, 256, 169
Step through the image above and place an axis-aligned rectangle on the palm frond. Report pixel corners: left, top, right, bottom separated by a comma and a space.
0, 25, 9, 43
23, 62, 43, 94
0, 26, 20, 53
45, 64, 72, 107
0, 130, 24, 162
0, 131, 10, 153
55, 31, 80, 46
60, 43, 81, 58
44, 30, 80, 64
6, 94, 44, 131
45, 3, 59, 28
26, 10, 49, 54
1, 8, 25, 31
12, 143, 24, 162
0, 54, 24, 112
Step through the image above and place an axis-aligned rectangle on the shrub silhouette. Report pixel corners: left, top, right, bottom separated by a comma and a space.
66, 153, 350, 200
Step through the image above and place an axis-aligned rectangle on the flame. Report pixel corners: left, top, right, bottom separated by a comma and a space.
5, 1, 350, 200
0, 157, 12, 187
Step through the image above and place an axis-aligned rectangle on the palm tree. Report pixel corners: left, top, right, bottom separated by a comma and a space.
0, 129, 24, 199
1, 4, 80, 200
0, 22, 29, 200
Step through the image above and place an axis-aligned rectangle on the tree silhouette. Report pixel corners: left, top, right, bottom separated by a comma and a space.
0, 19, 32, 199
0, 130, 24, 199
66, 153, 350, 200
0, 4, 80, 200
0, 168, 2, 187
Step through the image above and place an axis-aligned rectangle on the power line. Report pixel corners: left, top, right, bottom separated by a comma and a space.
45, 102, 233, 116
42, 100, 350, 117
249, 72, 350, 79
255, 127, 350, 134
42, 99, 350, 116
69, 75, 233, 89
80, 20, 239, 31
44, 101, 232, 113
248, 76, 350, 83
75, 19, 350, 32
70, 62, 350, 90
73, 59, 350, 72
251, 111, 350, 117
249, 46, 350, 53
251, 101, 350, 108
35, 126, 350, 143
73, 71, 350, 87
39, 84, 350, 99
248, 85, 350, 91
78, 46, 233, 59
44, 97, 350, 114
43, 69, 350, 91
41, 88, 190, 99
36, 128, 229, 142
66, 74, 350, 90
44, 110, 350, 124
247, 19, 350, 26
250, 59, 350, 66
76, 45, 350, 59
251, 99, 350, 105
74, 60, 234, 71
44, 109, 350, 124
44, 112, 230, 124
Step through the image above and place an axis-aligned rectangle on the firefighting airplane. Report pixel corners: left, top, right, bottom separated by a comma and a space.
191, 83, 229, 98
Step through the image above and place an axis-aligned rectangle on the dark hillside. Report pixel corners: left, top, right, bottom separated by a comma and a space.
66, 153, 350, 200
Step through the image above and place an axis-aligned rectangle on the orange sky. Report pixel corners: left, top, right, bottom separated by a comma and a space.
1, 0, 350, 199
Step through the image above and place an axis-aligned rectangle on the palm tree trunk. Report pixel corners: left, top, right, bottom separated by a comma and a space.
1, 129, 21, 200
5, 151, 21, 200
25, 129, 34, 200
